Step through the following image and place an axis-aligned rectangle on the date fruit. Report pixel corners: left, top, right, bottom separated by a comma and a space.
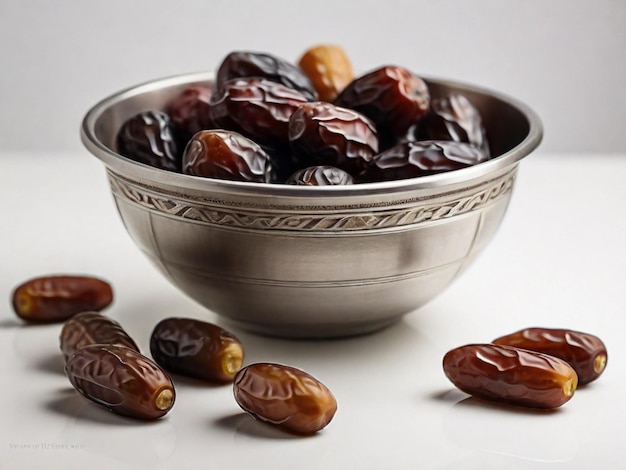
360, 140, 486, 182
65, 344, 175, 420
493, 327, 608, 385
233, 363, 337, 434
210, 77, 309, 147
286, 165, 355, 186
166, 85, 214, 143
150, 318, 244, 383
289, 101, 378, 174
334, 65, 430, 147
216, 51, 317, 101
60, 311, 139, 361
116, 110, 181, 171
182, 130, 273, 183
12, 275, 113, 323
443, 343, 578, 409
415, 93, 490, 158
297, 44, 354, 102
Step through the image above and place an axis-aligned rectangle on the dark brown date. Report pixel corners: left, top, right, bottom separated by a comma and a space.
182, 130, 273, 183
493, 327, 608, 385
65, 344, 175, 420
360, 140, 486, 182
334, 65, 430, 147
12, 275, 113, 323
297, 44, 354, 102
286, 165, 355, 186
166, 85, 215, 143
414, 93, 490, 158
289, 101, 378, 175
216, 51, 317, 101
443, 343, 578, 409
210, 77, 309, 147
59, 311, 139, 361
150, 317, 244, 383
233, 363, 337, 434
116, 110, 181, 171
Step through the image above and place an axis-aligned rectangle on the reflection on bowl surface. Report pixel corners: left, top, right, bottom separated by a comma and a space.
81, 72, 542, 338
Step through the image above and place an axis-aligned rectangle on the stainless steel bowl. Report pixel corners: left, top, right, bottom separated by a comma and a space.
81, 71, 542, 338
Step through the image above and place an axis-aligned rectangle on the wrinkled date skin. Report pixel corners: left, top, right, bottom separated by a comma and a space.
289, 101, 378, 175
65, 344, 175, 420
12, 275, 113, 323
360, 140, 486, 182
210, 77, 309, 147
60, 312, 140, 361
182, 130, 273, 183
166, 85, 215, 143
116, 110, 181, 171
297, 44, 354, 102
334, 65, 430, 148
443, 343, 578, 409
493, 327, 608, 385
233, 363, 337, 434
150, 317, 244, 383
216, 51, 317, 101
286, 165, 355, 186
415, 94, 490, 158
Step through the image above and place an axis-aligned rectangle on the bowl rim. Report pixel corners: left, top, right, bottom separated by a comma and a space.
81, 71, 543, 197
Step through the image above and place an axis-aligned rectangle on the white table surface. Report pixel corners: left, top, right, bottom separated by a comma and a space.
1, 151, 625, 469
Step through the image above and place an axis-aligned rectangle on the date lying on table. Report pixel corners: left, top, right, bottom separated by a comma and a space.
233, 362, 337, 434
12, 275, 113, 323
150, 317, 244, 383
493, 327, 608, 385
59, 311, 139, 361
443, 343, 578, 409
65, 344, 175, 420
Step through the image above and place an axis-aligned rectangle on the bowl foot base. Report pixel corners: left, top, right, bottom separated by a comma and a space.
220, 316, 404, 339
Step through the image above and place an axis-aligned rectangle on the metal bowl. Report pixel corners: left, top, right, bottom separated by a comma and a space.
81, 71, 542, 338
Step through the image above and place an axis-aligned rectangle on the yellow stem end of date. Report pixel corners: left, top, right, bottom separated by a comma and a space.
594, 354, 607, 374
222, 343, 244, 376
563, 377, 577, 398
155, 388, 174, 411
14, 293, 33, 316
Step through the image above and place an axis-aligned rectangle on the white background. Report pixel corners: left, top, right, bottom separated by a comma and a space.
0, 0, 624, 154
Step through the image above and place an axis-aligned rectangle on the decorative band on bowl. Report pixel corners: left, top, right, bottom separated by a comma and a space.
108, 169, 516, 232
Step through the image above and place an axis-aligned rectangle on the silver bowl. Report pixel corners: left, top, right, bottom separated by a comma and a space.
81, 71, 542, 338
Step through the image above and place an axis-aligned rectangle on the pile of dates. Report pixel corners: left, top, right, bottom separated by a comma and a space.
116, 45, 491, 186
12, 274, 337, 434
